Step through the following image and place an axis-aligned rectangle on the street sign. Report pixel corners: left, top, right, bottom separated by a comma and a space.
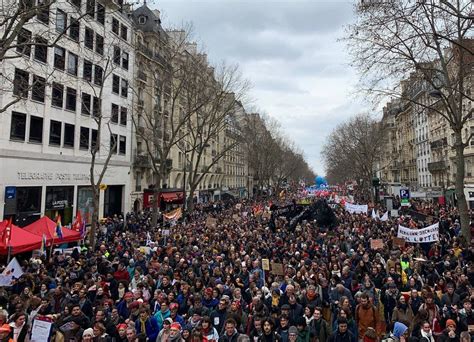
5, 187, 16, 200
400, 189, 410, 206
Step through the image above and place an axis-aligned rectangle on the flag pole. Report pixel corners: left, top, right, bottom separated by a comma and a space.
6, 245, 11, 264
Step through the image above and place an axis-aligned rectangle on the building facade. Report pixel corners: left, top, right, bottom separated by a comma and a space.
0, 0, 134, 225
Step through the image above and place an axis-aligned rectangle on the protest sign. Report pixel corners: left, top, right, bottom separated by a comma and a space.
392, 237, 406, 248
344, 203, 368, 214
262, 259, 270, 271
271, 262, 285, 275
397, 222, 439, 243
31, 317, 53, 341
370, 239, 384, 250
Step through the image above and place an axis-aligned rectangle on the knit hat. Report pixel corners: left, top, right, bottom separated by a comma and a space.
83, 328, 94, 337
446, 319, 456, 328
170, 323, 181, 331
289, 326, 298, 335
164, 318, 173, 325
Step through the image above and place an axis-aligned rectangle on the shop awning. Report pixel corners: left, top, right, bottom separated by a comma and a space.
24, 216, 81, 246
161, 192, 184, 203
0, 221, 43, 255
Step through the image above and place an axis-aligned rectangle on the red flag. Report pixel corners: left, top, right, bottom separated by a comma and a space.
2, 218, 12, 246
73, 210, 82, 232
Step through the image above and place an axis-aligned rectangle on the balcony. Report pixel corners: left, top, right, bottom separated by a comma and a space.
428, 161, 447, 172
134, 153, 151, 168
137, 70, 147, 83
430, 137, 447, 150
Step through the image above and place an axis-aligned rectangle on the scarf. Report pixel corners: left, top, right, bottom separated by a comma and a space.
421, 330, 435, 342
140, 317, 147, 335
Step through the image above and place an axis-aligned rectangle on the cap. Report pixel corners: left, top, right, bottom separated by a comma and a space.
170, 323, 181, 331
446, 319, 456, 328
281, 304, 290, 310
289, 326, 298, 335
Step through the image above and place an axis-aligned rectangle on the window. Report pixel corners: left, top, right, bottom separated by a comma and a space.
80, 127, 89, 149
120, 107, 127, 126
53, 46, 65, 70
37, 0, 50, 24
70, 0, 81, 8
13, 68, 29, 97
65, 87, 77, 111
49, 120, 61, 145
83, 60, 93, 81
56, 9, 67, 33
112, 74, 120, 94
113, 46, 121, 65
96, 3, 105, 24
91, 129, 98, 150
32, 75, 46, 102
51, 82, 64, 107
122, 51, 129, 70
29, 116, 43, 143
119, 135, 126, 154
69, 18, 80, 41
17, 28, 32, 57
120, 24, 127, 41
110, 133, 117, 153
112, 18, 119, 35
121, 79, 128, 97
93, 65, 103, 86
86, 0, 95, 16
81, 93, 91, 115
138, 16, 146, 24
95, 33, 103, 55
10, 112, 27, 141
111, 104, 119, 123
85, 27, 94, 50
64, 123, 75, 147
67, 52, 78, 75
34, 37, 48, 63
92, 96, 100, 117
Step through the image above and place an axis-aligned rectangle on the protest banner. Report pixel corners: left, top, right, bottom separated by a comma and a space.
344, 203, 368, 214
271, 262, 285, 275
397, 222, 439, 243
370, 239, 384, 250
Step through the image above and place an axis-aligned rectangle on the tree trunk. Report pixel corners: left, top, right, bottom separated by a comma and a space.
186, 184, 196, 213
90, 190, 100, 250
454, 129, 471, 244
151, 172, 163, 228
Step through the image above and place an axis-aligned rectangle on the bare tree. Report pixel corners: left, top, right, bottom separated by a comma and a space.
345, 0, 473, 241
322, 113, 386, 200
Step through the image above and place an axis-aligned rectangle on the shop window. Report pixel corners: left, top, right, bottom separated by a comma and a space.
45, 186, 74, 225
34, 36, 48, 63
64, 123, 75, 147
80, 126, 89, 149
81, 92, 91, 115
16, 28, 32, 57
17, 187, 42, 215
29, 116, 43, 143
119, 135, 126, 154
10, 111, 26, 141
13, 68, 29, 98
51, 82, 64, 108
49, 120, 62, 146
32, 75, 46, 102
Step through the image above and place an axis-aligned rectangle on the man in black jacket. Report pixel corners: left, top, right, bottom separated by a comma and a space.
328, 318, 356, 342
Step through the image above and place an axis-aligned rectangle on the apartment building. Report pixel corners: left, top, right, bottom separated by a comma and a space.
0, 0, 134, 225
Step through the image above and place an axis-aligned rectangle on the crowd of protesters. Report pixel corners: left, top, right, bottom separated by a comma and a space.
0, 191, 473, 342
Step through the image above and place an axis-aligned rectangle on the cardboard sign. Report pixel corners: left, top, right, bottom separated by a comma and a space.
392, 237, 406, 248
370, 239, 384, 250
206, 217, 217, 228
262, 258, 270, 271
271, 262, 285, 275
31, 317, 53, 341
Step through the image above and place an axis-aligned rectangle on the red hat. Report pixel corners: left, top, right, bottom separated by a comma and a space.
169, 303, 179, 310
170, 323, 181, 331
116, 323, 127, 330
446, 319, 456, 328
205, 287, 213, 295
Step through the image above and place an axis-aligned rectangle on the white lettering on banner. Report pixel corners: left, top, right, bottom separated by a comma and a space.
344, 203, 368, 214
17, 172, 89, 182
397, 223, 439, 243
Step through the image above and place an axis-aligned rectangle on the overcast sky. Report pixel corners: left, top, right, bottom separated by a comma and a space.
152, 0, 368, 176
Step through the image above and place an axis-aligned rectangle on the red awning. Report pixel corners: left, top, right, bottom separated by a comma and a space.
24, 216, 81, 246
0, 221, 43, 255
161, 192, 183, 202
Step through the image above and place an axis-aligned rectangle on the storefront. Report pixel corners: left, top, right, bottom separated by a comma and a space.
104, 185, 124, 217
143, 188, 184, 211
77, 186, 94, 225
3, 186, 42, 227
45, 186, 74, 225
